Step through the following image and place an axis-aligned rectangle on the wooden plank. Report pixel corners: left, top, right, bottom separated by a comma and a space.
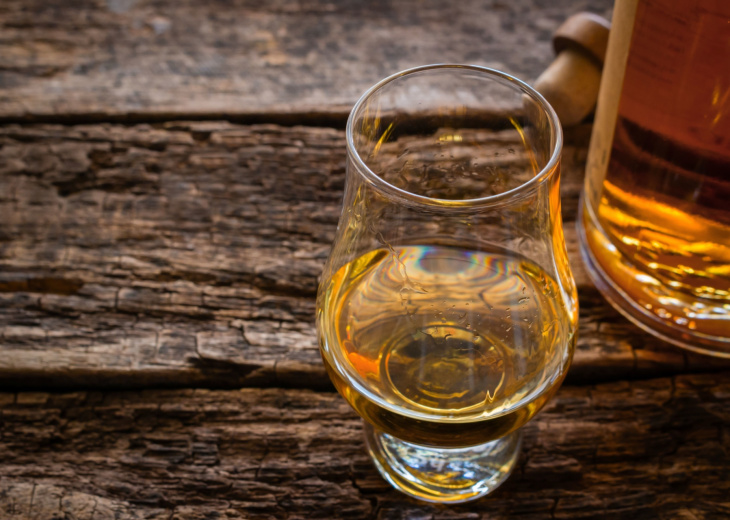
0, 372, 728, 519
1, 122, 728, 390
0, 0, 612, 120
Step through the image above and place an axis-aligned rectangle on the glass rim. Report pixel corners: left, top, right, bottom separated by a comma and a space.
345, 64, 563, 209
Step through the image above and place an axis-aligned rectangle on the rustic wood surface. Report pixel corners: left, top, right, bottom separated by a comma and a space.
2, 122, 729, 391
3, 0, 729, 518
0, 0, 612, 121
1, 372, 729, 520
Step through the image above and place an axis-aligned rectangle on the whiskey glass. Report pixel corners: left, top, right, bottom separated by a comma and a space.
316, 65, 577, 503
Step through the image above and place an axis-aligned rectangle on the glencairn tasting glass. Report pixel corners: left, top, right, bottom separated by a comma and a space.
316, 65, 577, 503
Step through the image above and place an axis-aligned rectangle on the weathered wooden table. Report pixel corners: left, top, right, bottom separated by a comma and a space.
1, 1, 729, 518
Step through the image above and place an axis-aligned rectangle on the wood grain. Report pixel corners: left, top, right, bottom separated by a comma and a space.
0, 0, 612, 121
1, 122, 728, 390
0, 372, 728, 519
2, 2, 726, 519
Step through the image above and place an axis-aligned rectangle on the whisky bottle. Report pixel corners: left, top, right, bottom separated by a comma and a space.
580, 0, 730, 356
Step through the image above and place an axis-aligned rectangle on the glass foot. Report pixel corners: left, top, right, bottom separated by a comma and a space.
363, 422, 522, 504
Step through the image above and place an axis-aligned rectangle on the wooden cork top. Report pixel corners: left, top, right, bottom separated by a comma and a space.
534, 11, 612, 126
553, 12, 612, 65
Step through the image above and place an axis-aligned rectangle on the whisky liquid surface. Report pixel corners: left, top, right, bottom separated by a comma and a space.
587, 122, 730, 340
596, 122, 730, 302
318, 245, 575, 447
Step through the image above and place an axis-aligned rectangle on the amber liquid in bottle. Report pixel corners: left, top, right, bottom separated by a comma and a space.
317, 245, 575, 448
582, 0, 730, 350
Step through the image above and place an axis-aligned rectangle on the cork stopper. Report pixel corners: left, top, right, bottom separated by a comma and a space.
535, 12, 611, 126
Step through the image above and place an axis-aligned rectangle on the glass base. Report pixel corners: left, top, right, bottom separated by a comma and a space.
578, 199, 730, 358
363, 422, 522, 504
